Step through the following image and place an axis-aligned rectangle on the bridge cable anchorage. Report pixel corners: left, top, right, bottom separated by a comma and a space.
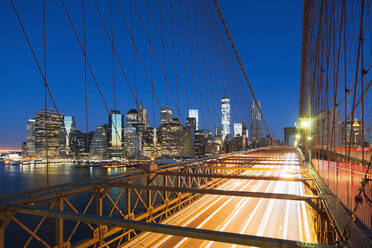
212, 0, 277, 145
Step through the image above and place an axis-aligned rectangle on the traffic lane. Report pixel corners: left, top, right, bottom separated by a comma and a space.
158, 169, 284, 248
156, 173, 273, 248
127, 169, 270, 248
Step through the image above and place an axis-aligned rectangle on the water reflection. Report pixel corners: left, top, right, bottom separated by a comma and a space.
0, 161, 131, 196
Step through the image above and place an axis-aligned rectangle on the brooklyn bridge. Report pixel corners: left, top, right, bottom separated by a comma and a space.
0, 0, 371, 247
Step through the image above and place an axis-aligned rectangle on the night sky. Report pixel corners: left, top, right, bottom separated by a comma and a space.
0, 0, 303, 149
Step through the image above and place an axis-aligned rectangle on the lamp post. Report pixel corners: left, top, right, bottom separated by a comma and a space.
299, 117, 312, 162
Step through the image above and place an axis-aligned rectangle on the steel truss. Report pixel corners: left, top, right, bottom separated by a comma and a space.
0, 150, 340, 248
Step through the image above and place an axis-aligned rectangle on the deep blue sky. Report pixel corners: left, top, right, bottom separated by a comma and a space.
0, 0, 303, 149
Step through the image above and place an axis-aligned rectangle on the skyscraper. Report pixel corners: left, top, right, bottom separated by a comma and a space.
90, 125, 108, 159
69, 130, 93, 159
26, 119, 35, 157
159, 121, 183, 157
138, 102, 149, 128
108, 110, 124, 159
35, 110, 64, 158
59, 116, 76, 157
188, 109, 199, 130
182, 117, 196, 157
126, 109, 138, 127
221, 96, 231, 140
160, 106, 173, 125
123, 126, 138, 158
234, 123, 242, 137
250, 101, 262, 143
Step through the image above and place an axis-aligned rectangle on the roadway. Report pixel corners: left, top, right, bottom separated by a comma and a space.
126, 148, 318, 247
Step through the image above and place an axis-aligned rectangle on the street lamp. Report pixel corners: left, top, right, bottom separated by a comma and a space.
300, 118, 311, 129
298, 117, 312, 162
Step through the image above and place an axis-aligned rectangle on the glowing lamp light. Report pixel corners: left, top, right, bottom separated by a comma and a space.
295, 134, 300, 139
307, 136, 312, 141
299, 118, 311, 129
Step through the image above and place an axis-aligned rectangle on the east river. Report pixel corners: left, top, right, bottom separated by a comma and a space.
0, 161, 130, 196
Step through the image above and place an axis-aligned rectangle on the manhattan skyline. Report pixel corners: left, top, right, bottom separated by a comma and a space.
0, 0, 303, 148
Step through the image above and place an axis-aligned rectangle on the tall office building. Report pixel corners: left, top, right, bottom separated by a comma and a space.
214, 126, 222, 137
159, 122, 183, 157
182, 117, 196, 157
195, 130, 211, 157
160, 106, 173, 125
124, 126, 138, 158
59, 116, 76, 157
69, 130, 93, 159
26, 119, 36, 157
35, 110, 64, 158
250, 101, 262, 143
234, 123, 242, 137
142, 127, 161, 158
221, 96, 231, 140
90, 125, 108, 159
138, 102, 149, 128
126, 109, 139, 127
188, 109, 199, 130
108, 110, 124, 159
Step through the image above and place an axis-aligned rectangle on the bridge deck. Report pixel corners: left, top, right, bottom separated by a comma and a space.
126, 149, 318, 247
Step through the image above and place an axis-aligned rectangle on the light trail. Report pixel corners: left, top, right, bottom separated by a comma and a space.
126, 149, 318, 248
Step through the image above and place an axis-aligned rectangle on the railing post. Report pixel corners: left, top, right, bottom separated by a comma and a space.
0, 211, 13, 248
177, 169, 181, 211
56, 198, 64, 247
96, 187, 103, 246
164, 175, 168, 218
126, 184, 131, 240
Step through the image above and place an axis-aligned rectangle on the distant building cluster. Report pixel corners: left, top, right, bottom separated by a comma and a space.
22, 97, 274, 160
313, 108, 368, 147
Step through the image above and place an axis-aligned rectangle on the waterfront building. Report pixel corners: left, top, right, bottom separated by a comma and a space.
195, 129, 211, 157
59, 116, 76, 158
108, 110, 124, 159
124, 126, 138, 158
182, 117, 196, 158
69, 130, 94, 159
26, 119, 36, 157
341, 119, 364, 146
21, 142, 27, 157
35, 109, 64, 158
126, 109, 139, 127
160, 106, 173, 125
221, 96, 231, 140
89, 125, 108, 159
214, 126, 222, 137
159, 121, 183, 157
205, 136, 221, 155
188, 109, 199, 130
250, 100, 262, 144
138, 102, 149, 128
227, 136, 244, 152
234, 123, 242, 137
242, 121, 248, 150
142, 127, 161, 158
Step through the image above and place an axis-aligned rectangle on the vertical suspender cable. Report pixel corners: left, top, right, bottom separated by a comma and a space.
42, 0, 49, 188
83, 0, 89, 163
111, 0, 116, 111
